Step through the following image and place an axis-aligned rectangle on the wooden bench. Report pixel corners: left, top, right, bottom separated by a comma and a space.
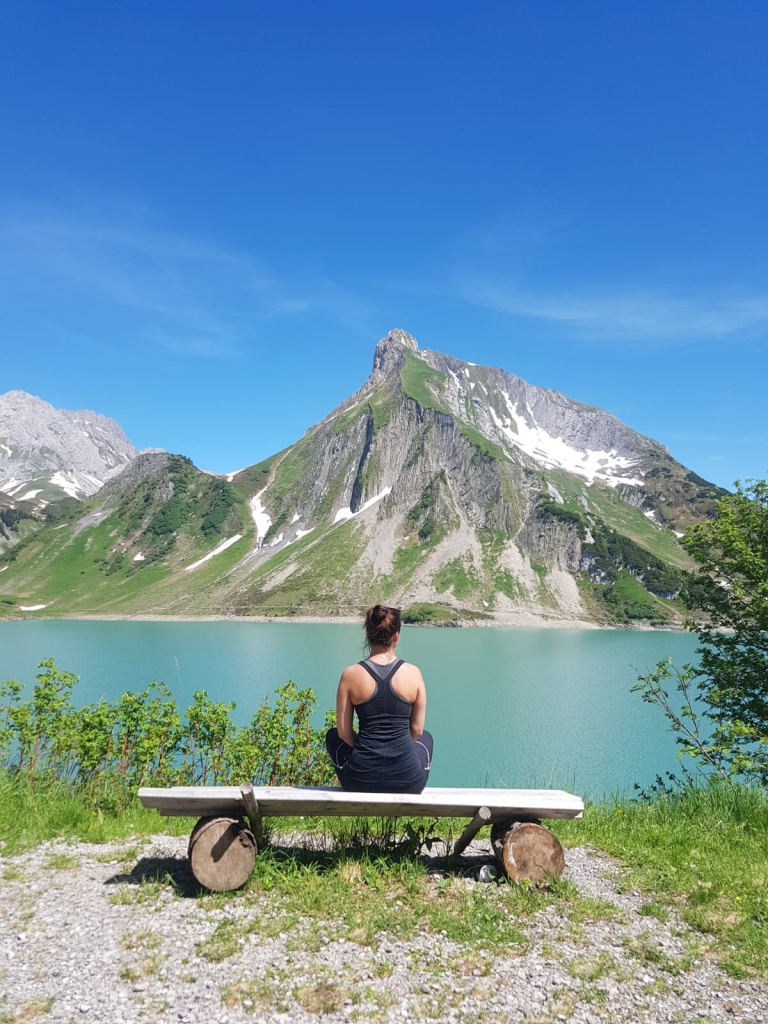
138, 783, 584, 891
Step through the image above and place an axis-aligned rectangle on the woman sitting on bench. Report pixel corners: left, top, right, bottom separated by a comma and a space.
325, 604, 434, 794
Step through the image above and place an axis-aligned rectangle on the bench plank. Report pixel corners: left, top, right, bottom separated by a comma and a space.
138, 785, 584, 820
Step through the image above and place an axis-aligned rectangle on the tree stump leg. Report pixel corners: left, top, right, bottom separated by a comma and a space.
188, 816, 257, 892
490, 818, 565, 883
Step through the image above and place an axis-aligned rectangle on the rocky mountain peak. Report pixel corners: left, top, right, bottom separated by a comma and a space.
372, 328, 419, 377
0, 389, 140, 506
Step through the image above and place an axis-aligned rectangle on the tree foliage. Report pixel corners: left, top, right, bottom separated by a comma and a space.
635, 480, 768, 785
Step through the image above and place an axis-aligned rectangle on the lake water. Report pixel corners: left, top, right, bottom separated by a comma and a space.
0, 622, 701, 798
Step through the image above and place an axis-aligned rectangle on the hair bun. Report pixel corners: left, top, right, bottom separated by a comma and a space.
364, 604, 401, 648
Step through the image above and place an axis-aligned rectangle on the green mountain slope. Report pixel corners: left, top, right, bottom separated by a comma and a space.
0, 454, 253, 617
1, 330, 724, 625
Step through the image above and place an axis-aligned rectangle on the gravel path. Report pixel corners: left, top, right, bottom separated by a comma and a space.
2, 835, 766, 1024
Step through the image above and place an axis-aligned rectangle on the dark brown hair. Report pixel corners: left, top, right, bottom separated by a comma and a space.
364, 604, 402, 648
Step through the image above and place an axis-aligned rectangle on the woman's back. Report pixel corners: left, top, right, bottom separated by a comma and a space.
347, 659, 425, 791
325, 604, 434, 794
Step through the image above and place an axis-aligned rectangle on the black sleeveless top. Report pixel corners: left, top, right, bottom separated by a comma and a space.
342, 658, 425, 793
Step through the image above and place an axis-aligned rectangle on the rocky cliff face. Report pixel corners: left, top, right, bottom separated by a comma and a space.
0, 390, 141, 507
220, 330, 715, 625
0, 330, 721, 623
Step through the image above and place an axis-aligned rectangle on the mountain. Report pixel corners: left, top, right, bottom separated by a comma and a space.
0, 331, 725, 624
0, 390, 140, 506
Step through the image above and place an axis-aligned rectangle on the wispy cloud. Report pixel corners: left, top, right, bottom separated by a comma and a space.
0, 203, 373, 357
459, 277, 768, 344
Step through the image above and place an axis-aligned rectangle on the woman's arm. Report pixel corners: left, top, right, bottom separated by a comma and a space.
336, 670, 357, 747
409, 670, 427, 740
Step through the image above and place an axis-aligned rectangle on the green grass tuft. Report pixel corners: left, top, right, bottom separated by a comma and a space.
401, 602, 458, 625
400, 350, 450, 412
553, 783, 768, 976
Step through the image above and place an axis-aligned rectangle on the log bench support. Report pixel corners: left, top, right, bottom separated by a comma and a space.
139, 785, 582, 892
451, 805, 492, 858
240, 782, 264, 849
490, 817, 566, 883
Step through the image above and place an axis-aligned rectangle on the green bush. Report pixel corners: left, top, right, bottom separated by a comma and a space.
0, 659, 335, 808
401, 602, 456, 625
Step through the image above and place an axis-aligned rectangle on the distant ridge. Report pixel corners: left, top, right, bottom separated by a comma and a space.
0, 331, 725, 625
0, 390, 140, 506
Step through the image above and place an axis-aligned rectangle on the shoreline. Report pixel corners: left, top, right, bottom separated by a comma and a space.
0, 611, 686, 631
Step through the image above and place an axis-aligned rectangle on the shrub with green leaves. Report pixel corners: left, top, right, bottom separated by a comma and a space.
635, 478, 768, 786
0, 659, 334, 805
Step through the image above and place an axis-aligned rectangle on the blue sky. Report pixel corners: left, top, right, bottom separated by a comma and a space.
1, 1, 765, 488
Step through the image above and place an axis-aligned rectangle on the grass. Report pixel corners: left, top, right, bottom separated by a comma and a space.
553, 783, 768, 977
401, 602, 457, 625
42, 852, 80, 870
0, 774, 192, 854
400, 350, 450, 413
0, 482, 254, 618
2, 771, 766, 978
0, 999, 55, 1024
456, 421, 507, 462
192, 848, 588, 955
432, 554, 481, 600
243, 518, 368, 614
480, 533, 527, 603
583, 480, 695, 571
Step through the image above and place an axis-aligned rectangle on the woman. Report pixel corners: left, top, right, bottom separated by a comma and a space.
325, 604, 433, 793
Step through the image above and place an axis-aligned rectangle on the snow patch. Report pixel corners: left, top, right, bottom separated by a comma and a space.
49, 472, 82, 498
478, 382, 488, 395
269, 532, 284, 547
48, 470, 102, 498
16, 489, 43, 501
133, 552, 146, 562
184, 534, 243, 572
225, 468, 245, 482
333, 486, 392, 524
279, 526, 316, 551
674, 530, 685, 539
20, 604, 47, 611
487, 392, 644, 487
0, 444, 12, 458
250, 489, 272, 542
462, 368, 471, 379
0, 565, 8, 572
290, 512, 301, 525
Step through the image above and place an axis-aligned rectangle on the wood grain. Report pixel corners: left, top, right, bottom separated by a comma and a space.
139, 785, 584, 820
187, 816, 257, 892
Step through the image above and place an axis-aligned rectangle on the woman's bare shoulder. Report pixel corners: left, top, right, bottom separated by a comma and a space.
339, 662, 370, 686
395, 661, 425, 684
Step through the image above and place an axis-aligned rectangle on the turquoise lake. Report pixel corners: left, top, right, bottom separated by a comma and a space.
0, 622, 702, 798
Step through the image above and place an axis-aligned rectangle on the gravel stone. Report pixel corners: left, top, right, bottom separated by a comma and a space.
1, 835, 766, 1023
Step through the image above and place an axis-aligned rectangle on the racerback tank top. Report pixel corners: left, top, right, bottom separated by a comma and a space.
341, 658, 425, 793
